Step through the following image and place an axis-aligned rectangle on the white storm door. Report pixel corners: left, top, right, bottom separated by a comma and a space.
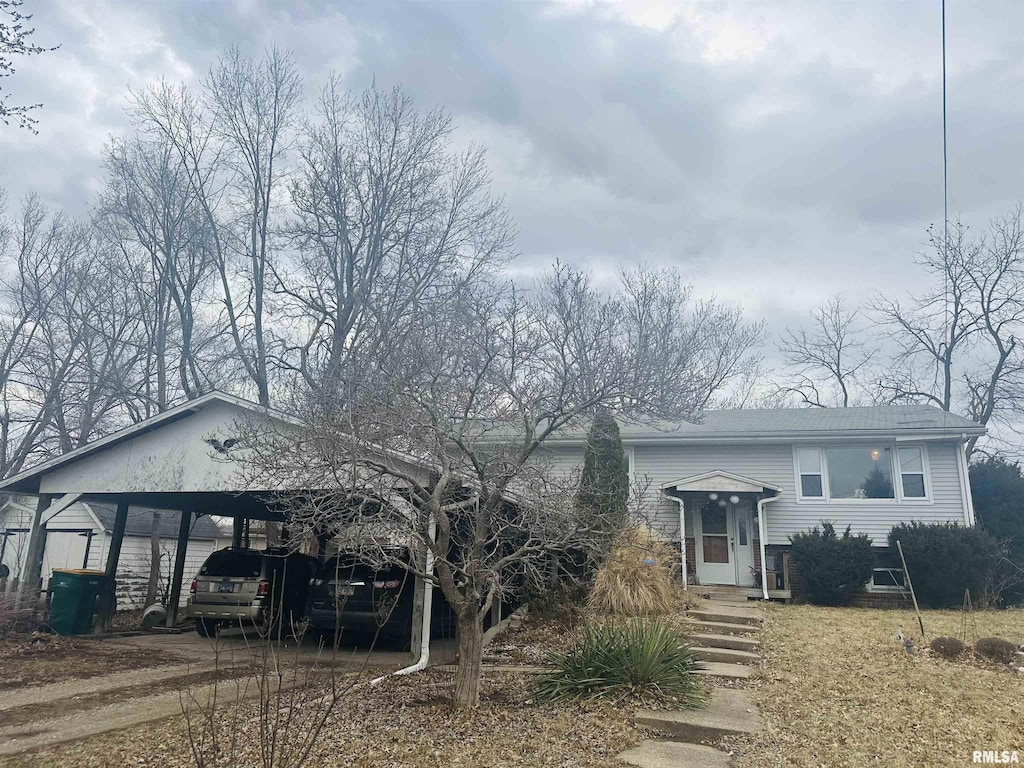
696, 501, 736, 585
733, 501, 755, 586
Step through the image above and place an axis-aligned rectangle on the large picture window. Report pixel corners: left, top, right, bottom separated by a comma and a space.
825, 446, 894, 499
794, 444, 929, 502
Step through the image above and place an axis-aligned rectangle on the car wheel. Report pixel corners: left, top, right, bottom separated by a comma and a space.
195, 618, 220, 637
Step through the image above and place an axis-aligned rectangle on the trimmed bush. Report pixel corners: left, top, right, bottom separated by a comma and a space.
588, 526, 677, 616
975, 636, 1019, 664
888, 522, 1000, 609
789, 521, 874, 606
929, 636, 966, 660
534, 619, 706, 706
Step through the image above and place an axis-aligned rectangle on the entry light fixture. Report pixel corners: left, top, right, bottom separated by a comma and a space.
729, 495, 740, 504
708, 492, 719, 501
870, 449, 882, 461
718, 499, 727, 508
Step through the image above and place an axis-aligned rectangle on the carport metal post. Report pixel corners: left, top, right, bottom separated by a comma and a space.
166, 509, 192, 627
16, 494, 53, 608
97, 500, 130, 632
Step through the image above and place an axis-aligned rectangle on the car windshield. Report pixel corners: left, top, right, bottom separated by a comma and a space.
201, 549, 263, 578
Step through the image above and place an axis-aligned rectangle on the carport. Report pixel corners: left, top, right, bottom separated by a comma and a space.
0, 392, 434, 647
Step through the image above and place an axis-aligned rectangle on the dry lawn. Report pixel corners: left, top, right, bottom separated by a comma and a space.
0, 670, 647, 768
728, 603, 1024, 768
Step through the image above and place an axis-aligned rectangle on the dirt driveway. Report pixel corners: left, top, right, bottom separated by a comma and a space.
0, 627, 420, 759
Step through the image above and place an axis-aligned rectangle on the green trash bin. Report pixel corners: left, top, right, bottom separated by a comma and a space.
48, 569, 107, 635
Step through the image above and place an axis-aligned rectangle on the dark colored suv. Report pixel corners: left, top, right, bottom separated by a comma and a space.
306, 554, 416, 644
187, 547, 318, 636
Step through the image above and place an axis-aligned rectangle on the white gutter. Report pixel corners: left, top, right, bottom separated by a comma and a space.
757, 493, 782, 601
667, 496, 687, 589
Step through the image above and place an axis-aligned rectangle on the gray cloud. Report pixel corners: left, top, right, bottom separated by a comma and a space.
3, 0, 1024, 334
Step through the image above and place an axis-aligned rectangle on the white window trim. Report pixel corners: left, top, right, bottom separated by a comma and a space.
868, 567, 908, 593
792, 443, 933, 505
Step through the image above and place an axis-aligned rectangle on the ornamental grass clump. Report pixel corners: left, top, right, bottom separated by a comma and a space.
534, 619, 707, 706
588, 526, 677, 616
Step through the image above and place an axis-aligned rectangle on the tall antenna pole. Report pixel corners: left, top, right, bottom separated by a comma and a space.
941, 0, 951, 421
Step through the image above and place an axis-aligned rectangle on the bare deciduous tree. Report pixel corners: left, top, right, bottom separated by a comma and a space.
235, 264, 763, 708
0, 0, 57, 133
871, 208, 1024, 456
777, 295, 876, 407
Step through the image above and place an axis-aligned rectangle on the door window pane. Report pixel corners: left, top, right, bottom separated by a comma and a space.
703, 536, 729, 563
738, 515, 748, 546
825, 446, 894, 499
701, 504, 727, 534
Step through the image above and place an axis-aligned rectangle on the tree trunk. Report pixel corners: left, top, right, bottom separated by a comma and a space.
453, 612, 484, 708
145, 512, 161, 607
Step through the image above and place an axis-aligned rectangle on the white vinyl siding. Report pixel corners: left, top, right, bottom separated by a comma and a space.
542, 439, 969, 546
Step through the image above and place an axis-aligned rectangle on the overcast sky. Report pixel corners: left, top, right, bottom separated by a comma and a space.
2, 0, 1024, 337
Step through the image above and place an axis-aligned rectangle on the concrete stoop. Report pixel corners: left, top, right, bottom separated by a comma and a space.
618, 741, 733, 768
635, 688, 761, 744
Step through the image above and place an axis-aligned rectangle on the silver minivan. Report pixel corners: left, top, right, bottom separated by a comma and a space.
186, 547, 318, 636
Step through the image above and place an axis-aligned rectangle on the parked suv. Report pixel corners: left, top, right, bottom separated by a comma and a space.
306, 554, 416, 645
187, 547, 318, 637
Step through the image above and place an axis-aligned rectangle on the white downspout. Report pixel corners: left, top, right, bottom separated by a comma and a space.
371, 513, 436, 685
668, 495, 687, 589
958, 433, 976, 526
372, 495, 480, 685
756, 494, 781, 601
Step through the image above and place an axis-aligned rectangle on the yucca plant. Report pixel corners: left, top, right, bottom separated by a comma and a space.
534, 619, 707, 706
588, 525, 677, 616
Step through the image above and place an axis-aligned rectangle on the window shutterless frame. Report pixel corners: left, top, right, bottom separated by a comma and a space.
792, 443, 932, 504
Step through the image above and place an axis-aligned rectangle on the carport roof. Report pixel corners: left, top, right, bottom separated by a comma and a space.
0, 392, 297, 520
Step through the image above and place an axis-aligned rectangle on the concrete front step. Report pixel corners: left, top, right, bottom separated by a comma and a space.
619, 741, 732, 768
694, 661, 751, 680
693, 646, 760, 665
636, 688, 761, 744
687, 607, 763, 627
697, 592, 751, 603
688, 619, 760, 636
689, 632, 760, 652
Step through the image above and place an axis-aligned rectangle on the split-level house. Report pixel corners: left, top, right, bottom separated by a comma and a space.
542, 406, 985, 599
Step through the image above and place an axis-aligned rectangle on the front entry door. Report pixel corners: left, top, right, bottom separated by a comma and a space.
696, 501, 735, 585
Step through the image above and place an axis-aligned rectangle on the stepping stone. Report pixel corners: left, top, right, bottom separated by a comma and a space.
694, 661, 751, 680
693, 646, 760, 665
687, 607, 763, 627
688, 633, 760, 652
619, 741, 732, 768
636, 688, 760, 744
688, 620, 760, 636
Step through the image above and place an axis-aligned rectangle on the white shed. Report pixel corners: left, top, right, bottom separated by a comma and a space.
0, 497, 222, 609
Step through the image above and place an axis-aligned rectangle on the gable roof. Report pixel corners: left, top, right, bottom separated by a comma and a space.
547, 405, 985, 444
87, 503, 222, 540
